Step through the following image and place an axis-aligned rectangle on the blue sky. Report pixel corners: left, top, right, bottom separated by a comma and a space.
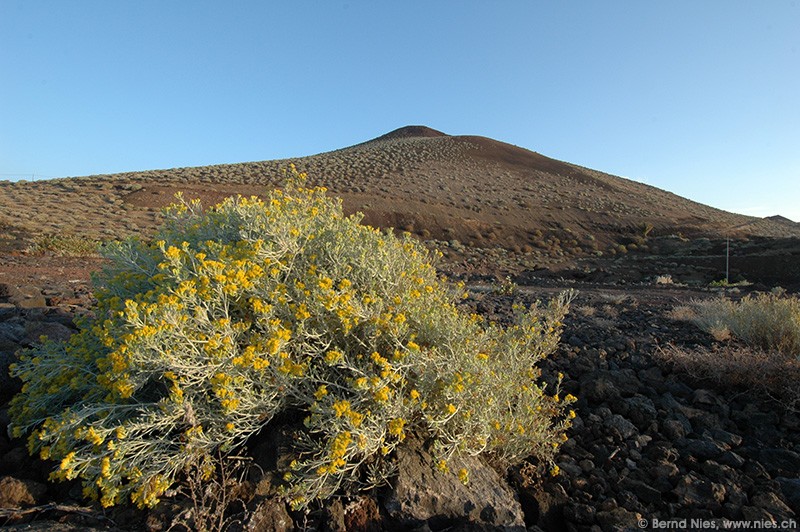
2, 1, 799, 221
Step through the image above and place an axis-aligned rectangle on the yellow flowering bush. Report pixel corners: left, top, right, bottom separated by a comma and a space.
9, 169, 574, 510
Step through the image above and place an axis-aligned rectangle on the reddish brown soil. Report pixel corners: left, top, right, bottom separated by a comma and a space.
0, 255, 105, 286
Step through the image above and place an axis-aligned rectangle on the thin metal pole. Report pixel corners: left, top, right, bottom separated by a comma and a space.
726, 236, 730, 284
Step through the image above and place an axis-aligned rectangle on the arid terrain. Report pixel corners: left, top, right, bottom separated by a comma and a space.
1, 127, 799, 531
2, 125, 799, 289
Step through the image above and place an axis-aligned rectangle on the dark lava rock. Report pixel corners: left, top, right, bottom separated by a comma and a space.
676, 438, 726, 460
521, 482, 568, 532
776, 477, 800, 514
0, 303, 16, 321
607, 415, 638, 441
22, 320, 75, 346
323, 498, 347, 532
0, 320, 25, 346
5, 285, 47, 309
698, 461, 737, 483
563, 502, 596, 525
582, 377, 621, 404
662, 419, 687, 441
619, 478, 662, 504
0, 447, 33, 477
673, 474, 726, 508
620, 395, 658, 430
750, 491, 795, 521
595, 507, 642, 532
717, 451, 746, 469
0, 350, 23, 404
707, 428, 742, 449
741, 505, 778, 522
758, 448, 800, 477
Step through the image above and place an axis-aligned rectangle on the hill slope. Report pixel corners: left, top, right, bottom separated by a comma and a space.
1, 126, 798, 259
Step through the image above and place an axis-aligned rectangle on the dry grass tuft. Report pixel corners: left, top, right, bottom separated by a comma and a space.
707, 325, 732, 343
666, 305, 697, 322
658, 344, 800, 409
691, 291, 800, 358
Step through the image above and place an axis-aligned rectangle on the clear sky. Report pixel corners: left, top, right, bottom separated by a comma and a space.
2, 1, 799, 221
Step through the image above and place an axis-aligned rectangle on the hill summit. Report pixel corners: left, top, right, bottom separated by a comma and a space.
369, 125, 448, 141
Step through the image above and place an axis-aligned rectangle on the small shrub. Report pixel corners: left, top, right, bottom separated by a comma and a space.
25, 233, 102, 256
708, 278, 751, 289
10, 170, 575, 510
493, 276, 519, 296
655, 274, 673, 285
180, 452, 252, 532
598, 293, 632, 307
692, 292, 800, 358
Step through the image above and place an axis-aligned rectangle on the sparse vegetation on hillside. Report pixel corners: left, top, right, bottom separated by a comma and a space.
9, 171, 574, 514
1, 127, 798, 264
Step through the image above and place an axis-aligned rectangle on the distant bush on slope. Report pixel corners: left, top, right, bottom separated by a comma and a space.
9, 168, 574, 510
25, 233, 103, 256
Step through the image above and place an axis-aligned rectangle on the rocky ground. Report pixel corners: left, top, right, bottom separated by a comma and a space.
0, 257, 799, 531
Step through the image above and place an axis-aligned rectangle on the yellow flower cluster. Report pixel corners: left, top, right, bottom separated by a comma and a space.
316, 431, 353, 475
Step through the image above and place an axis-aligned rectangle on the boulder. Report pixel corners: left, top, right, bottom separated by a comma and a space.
0, 475, 47, 508
0, 321, 25, 346
22, 321, 75, 346
247, 497, 293, 532
717, 451, 746, 469
323, 498, 347, 532
661, 419, 687, 441
384, 436, 525, 530
619, 478, 662, 504
6, 285, 47, 309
